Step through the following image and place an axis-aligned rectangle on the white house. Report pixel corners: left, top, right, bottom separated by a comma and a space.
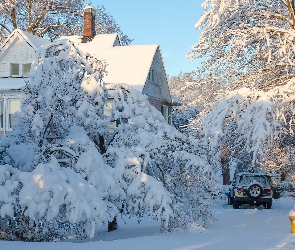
0, 7, 180, 137
0, 29, 49, 137
61, 6, 180, 125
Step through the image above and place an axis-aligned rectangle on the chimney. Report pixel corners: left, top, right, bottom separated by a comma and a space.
82, 6, 96, 43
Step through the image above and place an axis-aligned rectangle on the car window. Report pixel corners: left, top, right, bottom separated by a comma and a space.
238, 175, 269, 186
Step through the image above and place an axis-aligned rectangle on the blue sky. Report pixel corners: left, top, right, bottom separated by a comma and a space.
92, 0, 204, 76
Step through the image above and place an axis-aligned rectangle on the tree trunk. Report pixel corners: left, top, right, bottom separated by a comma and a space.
108, 217, 118, 232
10, 8, 17, 30
221, 147, 230, 185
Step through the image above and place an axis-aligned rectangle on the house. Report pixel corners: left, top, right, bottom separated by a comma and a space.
61, 6, 180, 125
0, 7, 180, 137
0, 29, 49, 137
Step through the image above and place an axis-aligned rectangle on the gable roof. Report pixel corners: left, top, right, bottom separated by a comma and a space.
0, 29, 50, 54
0, 29, 49, 91
60, 34, 121, 50
100, 45, 158, 92
61, 34, 158, 92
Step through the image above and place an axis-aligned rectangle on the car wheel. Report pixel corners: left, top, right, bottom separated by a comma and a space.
228, 197, 233, 205
233, 200, 239, 209
247, 184, 263, 198
265, 202, 272, 209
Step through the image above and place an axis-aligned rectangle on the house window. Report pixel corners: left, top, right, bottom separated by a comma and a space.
11, 63, 20, 76
104, 99, 113, 117
161, 105, 168, 123
104, 99, 116, 132
148, 69, 154, 81
0, 97, 22, 134
0, 100, 3, 129
10, 63, 31, 77
8, 99, 20, 128
103, 98, 124, 132
168, 106, 172, 125
23, 63, 31, 76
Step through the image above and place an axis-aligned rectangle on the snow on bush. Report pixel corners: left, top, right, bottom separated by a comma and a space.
104, 84, 216, 229
0, 39, 216, 241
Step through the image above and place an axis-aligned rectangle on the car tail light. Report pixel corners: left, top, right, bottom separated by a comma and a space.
266, 189, 272, 195
237, 188, 242, 192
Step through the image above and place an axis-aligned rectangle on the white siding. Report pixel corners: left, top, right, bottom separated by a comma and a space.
0, 37, 35, 77
143, 49, 171, 102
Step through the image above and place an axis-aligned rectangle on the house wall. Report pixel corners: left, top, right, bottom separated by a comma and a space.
0, 36, 32, 138
148, 97, 172, 125
143, 48, 172, 124
143, 48, 171, 103
0, 37, 35, 77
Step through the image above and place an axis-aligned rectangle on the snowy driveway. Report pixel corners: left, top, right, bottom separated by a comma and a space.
1, 198, 295, 250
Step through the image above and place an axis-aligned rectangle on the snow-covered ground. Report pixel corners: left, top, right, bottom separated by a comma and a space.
1, 197, 295, 250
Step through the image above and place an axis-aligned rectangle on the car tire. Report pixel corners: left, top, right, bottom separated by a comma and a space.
233, 200, 239, 209
265, 202, 272, 209
247, 184, 263, 198
228, 197, 233, 205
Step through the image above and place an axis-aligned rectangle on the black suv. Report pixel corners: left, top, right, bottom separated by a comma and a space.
228, 172, 273, 209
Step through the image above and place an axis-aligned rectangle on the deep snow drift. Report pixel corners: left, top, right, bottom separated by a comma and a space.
1, 196, 295, 250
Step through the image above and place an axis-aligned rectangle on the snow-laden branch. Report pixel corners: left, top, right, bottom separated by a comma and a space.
189, 0, 295, 91
197, 80, 295, 164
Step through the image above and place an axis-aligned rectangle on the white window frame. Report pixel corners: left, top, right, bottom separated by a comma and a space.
10, 63, 31, 77
22, 63, 31, 77
0, 95, 22, 134
7, 98, 21, 129
104, 98, 116, 132
10, 63, 20, 77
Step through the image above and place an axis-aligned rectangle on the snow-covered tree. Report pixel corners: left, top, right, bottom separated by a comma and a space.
188, 0, 295, 91
104, 84, 216, 229
188, 81, 295, 177
0, 39, 216, 241
168, 73, 224, 130
0, 39, 126, 240
183, 0, 295, 177
0, 0, 131, 45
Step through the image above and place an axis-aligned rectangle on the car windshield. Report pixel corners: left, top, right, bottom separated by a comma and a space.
238, 175, 269, 187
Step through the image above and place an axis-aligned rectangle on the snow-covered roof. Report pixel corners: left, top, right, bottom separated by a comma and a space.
61, 34, 158, 92
17, 29, 50, 50
171, 94, 182, 106
0, 78, 26, 90
0, 29, 50, 53
60, 34, 121, 51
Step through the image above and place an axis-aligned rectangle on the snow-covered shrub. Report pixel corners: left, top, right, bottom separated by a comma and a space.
104, 84, 216, 230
